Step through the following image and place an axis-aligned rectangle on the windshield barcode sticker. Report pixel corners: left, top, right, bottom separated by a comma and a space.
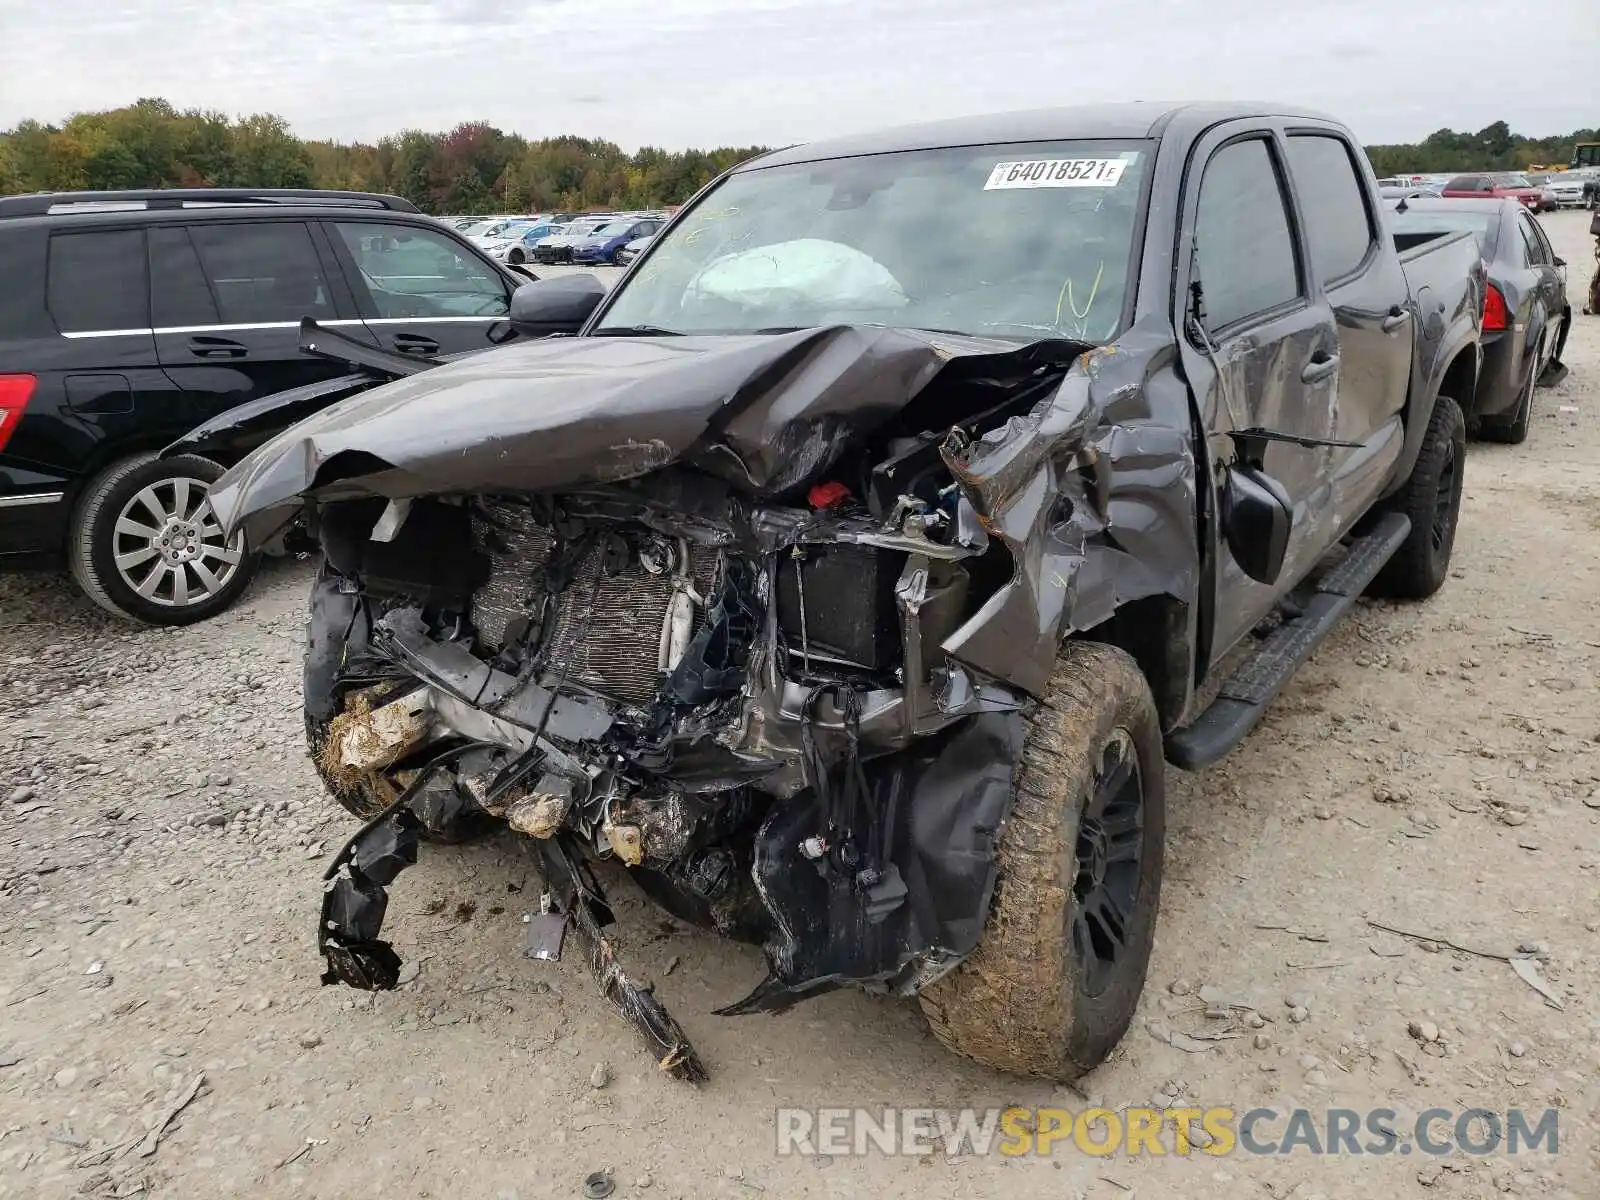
984, 157, 1131, 190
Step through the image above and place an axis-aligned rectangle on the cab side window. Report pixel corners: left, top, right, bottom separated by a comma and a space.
1285, 134, 1375, 283
1194, 137, 1302, 332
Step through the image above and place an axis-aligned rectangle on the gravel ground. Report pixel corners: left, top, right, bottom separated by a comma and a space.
2, 212, 1597, 1200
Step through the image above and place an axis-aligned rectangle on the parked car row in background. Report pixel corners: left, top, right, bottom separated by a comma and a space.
1380, 169, 1600, 212
436, 209, 669, 265
1535, 171, 1597, 209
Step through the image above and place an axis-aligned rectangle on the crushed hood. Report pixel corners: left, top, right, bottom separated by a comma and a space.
208, 325, 1079, 544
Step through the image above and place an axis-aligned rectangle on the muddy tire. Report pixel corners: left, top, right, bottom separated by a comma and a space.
305, 713, 389, 821
68, 453, 257, 625
918, 641, 1165, 1081
304, 691, 496, 842
302, 568, 494, 842
1368, 394, 1466, 600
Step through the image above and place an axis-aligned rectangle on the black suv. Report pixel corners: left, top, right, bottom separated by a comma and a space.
0, 188, 532, 624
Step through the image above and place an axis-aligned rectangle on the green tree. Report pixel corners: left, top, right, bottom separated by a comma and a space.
230, 114, 313, 188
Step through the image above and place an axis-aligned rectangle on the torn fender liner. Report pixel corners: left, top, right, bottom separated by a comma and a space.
718, 710, 1024, 1014
207, 325, 1083, 546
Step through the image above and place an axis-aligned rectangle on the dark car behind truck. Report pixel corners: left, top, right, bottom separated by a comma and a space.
1388, 197, 1569, 443
209, 102, 1483, 1084
0, 188, 533, 624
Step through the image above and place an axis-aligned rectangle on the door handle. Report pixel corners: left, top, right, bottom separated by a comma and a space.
393, 334, 440, 356
1381, 308, 1412, 334
1300, 353, 1339, 384
188, 336, 247, 359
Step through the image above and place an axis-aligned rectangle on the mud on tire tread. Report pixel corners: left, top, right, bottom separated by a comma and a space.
305, 685, 496, 842
918, 641, 1164, 1081
68, 452, 257, 625
305, 714, 390, 822
1368, 394, 1466, 600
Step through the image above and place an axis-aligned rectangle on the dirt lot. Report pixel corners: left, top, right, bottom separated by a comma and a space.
2, 211, 1597, 1200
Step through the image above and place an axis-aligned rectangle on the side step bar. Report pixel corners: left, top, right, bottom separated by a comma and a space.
1165, 512, 1412, 770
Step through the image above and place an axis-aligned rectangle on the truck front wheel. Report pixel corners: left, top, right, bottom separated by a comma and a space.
918, 641, 1165, 1081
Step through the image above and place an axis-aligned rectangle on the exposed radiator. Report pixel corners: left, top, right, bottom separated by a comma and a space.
471, 502, 556, 650
471, 500, 718, 709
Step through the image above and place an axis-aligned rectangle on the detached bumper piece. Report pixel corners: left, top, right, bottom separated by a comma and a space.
535, 837, 708, 1084
319, 799, 421, 990
316, 761, 708, 1083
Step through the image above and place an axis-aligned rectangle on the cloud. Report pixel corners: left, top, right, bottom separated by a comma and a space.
0, 0, 1593, 149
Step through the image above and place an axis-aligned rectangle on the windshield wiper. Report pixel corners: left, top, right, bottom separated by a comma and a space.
591, 324, 684, 337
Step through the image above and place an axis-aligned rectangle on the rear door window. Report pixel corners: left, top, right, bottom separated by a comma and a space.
147, 226, 221, 328
186, 222, 337, 325
1515, 213, 1547, 265
1194, 137, 1302, 331
47, 230, 149, 333
1285, 134, 1375, 283
1525, 214, 1556, 264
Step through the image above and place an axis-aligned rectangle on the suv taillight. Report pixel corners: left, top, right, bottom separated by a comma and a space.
1483, 284, 1509, 333
0, 374, 37, 455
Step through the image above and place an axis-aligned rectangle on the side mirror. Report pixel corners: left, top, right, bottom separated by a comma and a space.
1222, 465, 1292, 586
1553, 256, 1566, 268
508, 275, 605, 336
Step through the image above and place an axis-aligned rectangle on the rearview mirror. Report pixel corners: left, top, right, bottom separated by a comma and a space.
1222, 465, 1292, 586
509, 275, 606, 336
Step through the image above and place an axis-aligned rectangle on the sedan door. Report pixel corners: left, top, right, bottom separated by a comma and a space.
325, 220, 518, 358
151, 221, 366, 416
1516, 211, 1567, 368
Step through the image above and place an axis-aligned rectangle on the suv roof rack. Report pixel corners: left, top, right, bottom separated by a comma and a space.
0, 188, 422, 218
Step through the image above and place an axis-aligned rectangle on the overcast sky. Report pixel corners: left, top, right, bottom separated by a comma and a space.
0, 0, 1594, 149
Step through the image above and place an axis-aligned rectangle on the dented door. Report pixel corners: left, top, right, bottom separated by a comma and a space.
1175, 125, 1342, 658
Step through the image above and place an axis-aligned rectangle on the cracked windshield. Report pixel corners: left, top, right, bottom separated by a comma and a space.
599, 140, 1149, 342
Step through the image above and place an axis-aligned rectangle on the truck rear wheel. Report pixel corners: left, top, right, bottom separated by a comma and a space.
1368, 394, 1466, 599
918, 641, 1164, 1081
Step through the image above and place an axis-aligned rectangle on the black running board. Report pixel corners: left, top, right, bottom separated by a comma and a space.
1165, 512, 1411, 769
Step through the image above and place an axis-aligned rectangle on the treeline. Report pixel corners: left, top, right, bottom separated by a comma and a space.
0, 98, 771, 214
4, 102, 1595, 212
1366, 121, 1598, 176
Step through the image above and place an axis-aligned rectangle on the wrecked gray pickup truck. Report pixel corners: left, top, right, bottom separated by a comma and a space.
208, 103, 1483, 1084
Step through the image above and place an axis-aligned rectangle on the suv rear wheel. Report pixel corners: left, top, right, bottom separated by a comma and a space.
68, 453, 258, 625
918, 641, 1165, 1081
